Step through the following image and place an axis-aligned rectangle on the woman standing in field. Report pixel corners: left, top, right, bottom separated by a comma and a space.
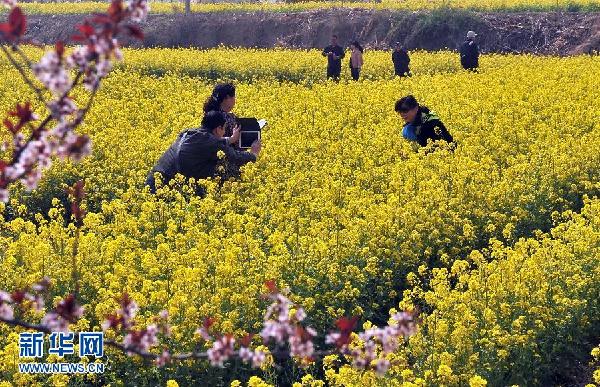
203, 83, 240, 147
349, 41, 364, 81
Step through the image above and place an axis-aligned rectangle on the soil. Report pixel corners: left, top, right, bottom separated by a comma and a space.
24, 9, 600, 55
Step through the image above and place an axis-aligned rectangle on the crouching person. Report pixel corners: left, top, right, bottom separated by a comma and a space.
146, 111, 261, 194
395, 95, 455, 149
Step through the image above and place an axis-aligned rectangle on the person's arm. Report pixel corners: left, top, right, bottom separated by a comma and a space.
424, 119, 454, 144
436, 121, 454, 143
322, 46, 330, 56
221, 142, 257, 166
223, 124, 241, 146
338, 47, 345, 59
418, 120, 454, 146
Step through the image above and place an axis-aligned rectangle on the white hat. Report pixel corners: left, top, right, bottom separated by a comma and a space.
467, 31, 477, 38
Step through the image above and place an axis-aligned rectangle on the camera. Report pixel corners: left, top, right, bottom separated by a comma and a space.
236, 118, 267, 149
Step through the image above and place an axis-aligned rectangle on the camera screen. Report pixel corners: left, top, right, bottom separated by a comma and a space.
240, 131, 260, 148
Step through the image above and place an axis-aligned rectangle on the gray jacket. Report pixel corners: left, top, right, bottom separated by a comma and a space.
150, 128, 256, 181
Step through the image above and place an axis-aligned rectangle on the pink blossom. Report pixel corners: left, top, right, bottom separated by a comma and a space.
58, 133, 91, 162
0, 291, 11, 303
42, 312, 70, 332
66, 46, 90, 71
375, 359, 391, 376
238, 346, 253, 363
195, 326, 213, 341
294, 308, 307, 322
0, 303, 14, 320
32, 52, 71, 96
31, 277, 51, 293
1, 0, 16, 9
155, 350, 170, 367
126, 0, 150, 23
21, 168, 42, 191
325, 332, 341, 345
123, 324, 159, 354
32, 295, 45, 312
251, 348, 267, 367
48, 98, 78, 121
123, 301, 140, 325
289, 330, 315, 359
239, 347, 268, 368
5, 164, 24, 181
104, 294, 138, 331
326, 312, 416, 376
207, 335, 236, 367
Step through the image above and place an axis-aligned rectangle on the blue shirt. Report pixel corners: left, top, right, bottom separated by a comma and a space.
402, 123, 418, 141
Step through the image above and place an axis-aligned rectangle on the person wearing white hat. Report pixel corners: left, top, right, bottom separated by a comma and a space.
460, 31, 480, 71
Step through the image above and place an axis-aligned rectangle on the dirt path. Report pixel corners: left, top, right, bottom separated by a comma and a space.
25, 9, 600, 54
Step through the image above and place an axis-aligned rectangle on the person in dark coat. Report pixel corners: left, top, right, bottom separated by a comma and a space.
460, 31, 480, 71
146, 111, 260, 194
395, 95, 454, 148
322, 34, 345, 81
392, 42, 411, 77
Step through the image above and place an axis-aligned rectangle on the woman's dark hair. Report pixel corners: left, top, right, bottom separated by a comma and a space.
395, 95, 419, 113
203, 83, 236, 113
351, 41, 364, 53
201, 111, 227, 132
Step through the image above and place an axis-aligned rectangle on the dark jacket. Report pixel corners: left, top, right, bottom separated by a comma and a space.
322, 45, 345, 70
392, 49, 410, 75
460, 40, 479, 69
412, 106, 454, 147
148, 128, 256, 183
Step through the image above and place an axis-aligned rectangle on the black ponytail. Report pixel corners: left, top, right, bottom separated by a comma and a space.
352, 41, 364, 53
203, 83, 236, 113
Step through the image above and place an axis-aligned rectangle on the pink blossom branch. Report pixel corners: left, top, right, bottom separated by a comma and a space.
0, 280, 417, 374
0, 315, 335, 363
0, 0, 148, 201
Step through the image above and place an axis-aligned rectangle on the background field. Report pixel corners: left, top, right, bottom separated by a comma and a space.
0, 48, 599, 385
3, 0, 600, 14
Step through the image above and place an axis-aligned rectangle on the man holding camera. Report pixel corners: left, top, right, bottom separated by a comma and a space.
146, 111, 261, 194
322, 34, 345, 81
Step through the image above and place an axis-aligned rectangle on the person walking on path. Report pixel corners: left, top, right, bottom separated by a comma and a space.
349, 41, 364, 81
460, 31, 480, 71
322, 34, 345, 81
392, 42, 411, 77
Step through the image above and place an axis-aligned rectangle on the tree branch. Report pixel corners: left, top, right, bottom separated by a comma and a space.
0, 316, 336, 363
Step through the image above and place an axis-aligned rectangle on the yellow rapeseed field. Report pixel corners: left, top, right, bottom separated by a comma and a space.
4, 0, 600, 14
0, 48, 599, 385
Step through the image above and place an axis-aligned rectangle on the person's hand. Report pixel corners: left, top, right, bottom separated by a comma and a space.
328, 51, 333, 56
250, 139, 261, 156
229, 124, 241, 145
